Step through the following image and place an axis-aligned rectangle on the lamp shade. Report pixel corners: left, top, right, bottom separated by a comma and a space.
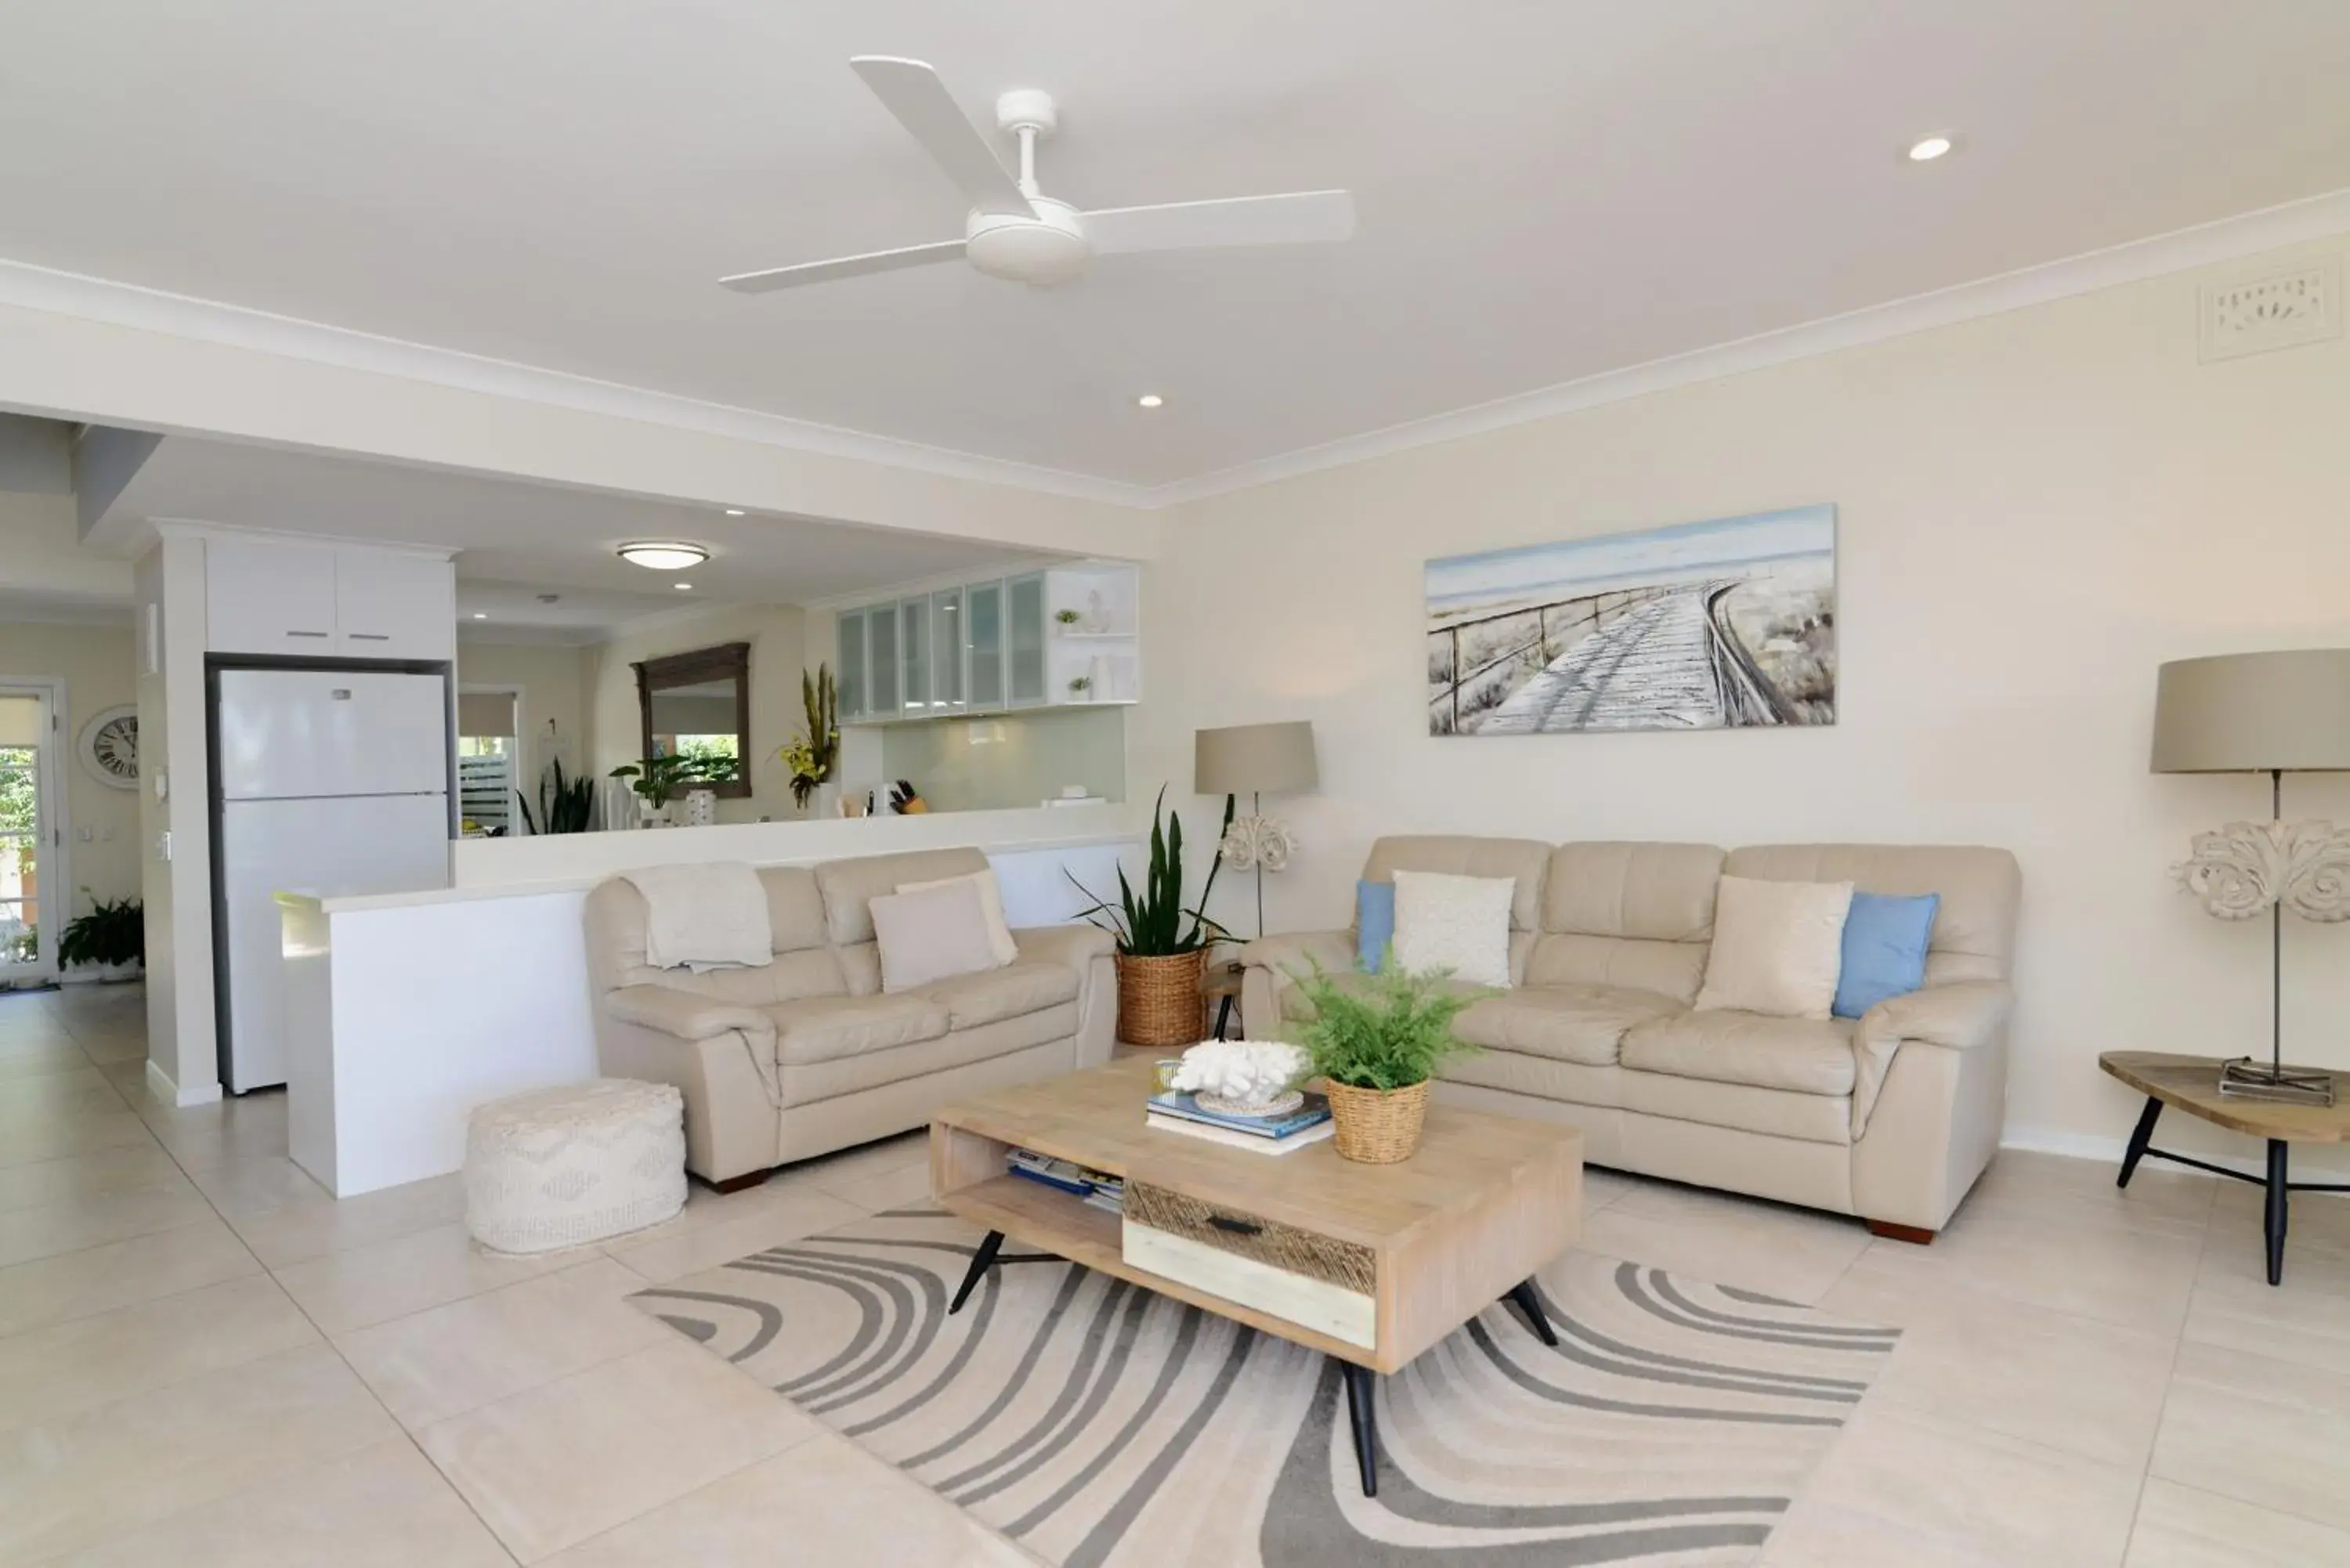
2151, 650, 2350, 773
1195, 721, 1318, 796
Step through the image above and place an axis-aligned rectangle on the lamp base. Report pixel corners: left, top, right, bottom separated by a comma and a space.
2218, 1057, 2337, 1107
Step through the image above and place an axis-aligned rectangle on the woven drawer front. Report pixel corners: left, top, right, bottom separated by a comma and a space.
1125, 1183, 1375, 1294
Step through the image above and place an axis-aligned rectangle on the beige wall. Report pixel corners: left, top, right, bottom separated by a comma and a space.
0, 618, 142, 911
1133, 231, 2350, 1165
585, 605, 806, 823
456, 641, 595, 807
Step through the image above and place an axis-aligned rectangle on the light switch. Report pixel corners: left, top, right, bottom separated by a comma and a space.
77, 827, 92, 842
154, 771, 168, 802
156, 831, 172, 862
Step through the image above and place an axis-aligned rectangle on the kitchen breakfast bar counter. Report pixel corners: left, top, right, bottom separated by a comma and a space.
277, 804, 1143, 1198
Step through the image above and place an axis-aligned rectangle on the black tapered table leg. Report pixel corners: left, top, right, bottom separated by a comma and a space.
1340, 1360, 1379, 1497
1213, 994, 1235, 1042
949, 1230, 1004, 1314
1506, 1277, 1559, 1346
2117, 1097, 2164, 1188
2265, 1140, 2289, 1287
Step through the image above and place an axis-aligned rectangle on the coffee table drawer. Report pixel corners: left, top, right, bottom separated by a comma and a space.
1122, 1183, 1376, 1349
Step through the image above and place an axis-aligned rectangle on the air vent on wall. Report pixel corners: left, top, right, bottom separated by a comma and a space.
2200, 260, 2341, 363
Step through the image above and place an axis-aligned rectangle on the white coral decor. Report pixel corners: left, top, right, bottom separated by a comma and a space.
1169, 1039, 1307, 1107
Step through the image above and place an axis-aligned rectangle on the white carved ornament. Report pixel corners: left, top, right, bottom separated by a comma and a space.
2172, 819, 2350, 923
1219, 814, 1298, 872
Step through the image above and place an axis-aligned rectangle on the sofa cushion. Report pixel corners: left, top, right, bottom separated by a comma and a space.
1693, 876, 1853, 1020
1452, 983, 1683, 1067
1361, 836, 1552, 932
1278, 970, 1490, 1024
780, 1003, 1077, 1107
1620, 1010, 1857, 1097
765, 995, 949, 1067
1618, 1070, 1854, 1145
912, 960, 1080, 1031
1393, 870, 1514, 987
815, 847, 992, 947
1542, 842, 1726, 941
871, 880, 1003, 993
1724, 844, 2021, 985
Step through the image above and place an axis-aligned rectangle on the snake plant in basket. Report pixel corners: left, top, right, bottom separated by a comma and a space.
1068, 787, 1235, 1048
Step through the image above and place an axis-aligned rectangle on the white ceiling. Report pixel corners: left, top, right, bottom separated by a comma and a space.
5, 3, 2350, 489
106, 438, 1051, 639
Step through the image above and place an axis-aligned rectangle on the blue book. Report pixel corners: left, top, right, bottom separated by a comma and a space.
1147, 1091, 1332, 1139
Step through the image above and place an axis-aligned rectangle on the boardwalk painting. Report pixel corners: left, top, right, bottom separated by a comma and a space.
1427, 505, 1837, 735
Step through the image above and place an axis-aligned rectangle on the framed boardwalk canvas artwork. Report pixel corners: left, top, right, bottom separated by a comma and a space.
1426, 504, 1837, 735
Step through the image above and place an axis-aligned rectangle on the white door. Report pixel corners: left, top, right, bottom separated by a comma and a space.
218, 793, 450, 1092
217, 670, 450, 800
204, 537, 341, 656
0, 688, 60, 989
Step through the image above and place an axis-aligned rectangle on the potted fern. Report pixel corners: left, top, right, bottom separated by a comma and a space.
1292, 955, 1480, 1163
58, 890, 143, 982
1069, 787, 1233, 1048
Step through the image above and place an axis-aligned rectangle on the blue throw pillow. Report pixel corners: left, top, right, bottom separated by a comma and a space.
1356, 880, 1396, 973
1832, 892, 1940, 1019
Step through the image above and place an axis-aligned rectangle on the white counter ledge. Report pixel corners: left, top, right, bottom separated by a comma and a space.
277, 804, 1146, 1198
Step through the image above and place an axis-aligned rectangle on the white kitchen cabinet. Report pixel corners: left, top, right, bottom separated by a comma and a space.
206, 536, 455, 661
837, 609, 868, 721
205, 537, 340, 655
833, 560, 1137, 724
1006, 573, 1047, 707
334, 548, 456, 659
966, 580, 1005, 710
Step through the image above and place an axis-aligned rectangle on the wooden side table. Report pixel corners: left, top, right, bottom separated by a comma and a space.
1198, 960, 1246, 1041
2100, 1050, 2350, 1285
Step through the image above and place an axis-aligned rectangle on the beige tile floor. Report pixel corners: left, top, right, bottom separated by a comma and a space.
2, 985, 2347, 1566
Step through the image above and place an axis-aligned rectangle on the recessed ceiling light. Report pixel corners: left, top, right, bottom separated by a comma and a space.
1906, 133, 1955, 162
617, 542, 709, 570
674, 583, 693, 591
472, 612, 486, 620
723, 508, 745, 516
1136, 393, 1164, 409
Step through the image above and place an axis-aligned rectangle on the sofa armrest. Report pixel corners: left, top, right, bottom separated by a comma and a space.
1238, 930, 1357, 1036
606, 983, 775, 1044
1011, 923, 1117, 972
1849, 980, 2014, 1138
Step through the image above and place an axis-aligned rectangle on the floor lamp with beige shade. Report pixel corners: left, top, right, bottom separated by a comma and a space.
1194, 721, 1318, 938
2152, 649, 2350, 1105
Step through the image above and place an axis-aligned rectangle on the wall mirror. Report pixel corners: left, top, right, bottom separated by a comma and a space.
633, 641, 750, 798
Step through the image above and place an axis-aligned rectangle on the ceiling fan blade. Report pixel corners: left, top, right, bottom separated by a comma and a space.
720, 239, 966, 293
848, 56, 1035, 219
1083, 190, 1355, 255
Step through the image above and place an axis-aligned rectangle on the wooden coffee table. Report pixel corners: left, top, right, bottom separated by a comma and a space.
930, 1054, 1583, 1496
2101, 1050, 2350, 1286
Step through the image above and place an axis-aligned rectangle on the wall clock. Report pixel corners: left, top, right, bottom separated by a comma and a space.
79, 706, 139, 789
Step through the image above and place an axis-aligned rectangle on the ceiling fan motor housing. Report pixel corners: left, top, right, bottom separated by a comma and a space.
966, 197, 1089, 285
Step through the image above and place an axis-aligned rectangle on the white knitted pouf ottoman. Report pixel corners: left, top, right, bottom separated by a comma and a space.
465, 1078, 686, 1255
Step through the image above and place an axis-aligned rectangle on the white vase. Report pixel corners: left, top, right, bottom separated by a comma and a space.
681, 788, 717, 828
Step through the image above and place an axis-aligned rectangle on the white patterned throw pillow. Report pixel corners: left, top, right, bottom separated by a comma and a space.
1694, 875, 1855, 1020
1390, 869, 1515, 988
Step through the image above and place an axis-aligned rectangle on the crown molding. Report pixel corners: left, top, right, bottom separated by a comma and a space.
0, 259, 1155, 509
7, 185, 2348, 515
148, 518, 456, 561
1148, 185, 2350, 505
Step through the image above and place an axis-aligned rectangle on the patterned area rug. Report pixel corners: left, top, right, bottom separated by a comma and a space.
628, 1207, 1898, 1568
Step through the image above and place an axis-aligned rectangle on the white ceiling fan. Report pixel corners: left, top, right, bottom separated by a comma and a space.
720, 56, 1355, 294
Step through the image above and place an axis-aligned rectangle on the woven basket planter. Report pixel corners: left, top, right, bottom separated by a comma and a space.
1324, 1078, 1432, 1164
1115, 949, 1208, 1049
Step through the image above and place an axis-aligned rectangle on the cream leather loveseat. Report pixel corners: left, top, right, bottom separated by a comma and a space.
585, 847, 1115, 1189
1241, 839, 2021, 1239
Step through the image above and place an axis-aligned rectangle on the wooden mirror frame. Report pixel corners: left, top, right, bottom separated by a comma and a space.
632, 641, 752, 799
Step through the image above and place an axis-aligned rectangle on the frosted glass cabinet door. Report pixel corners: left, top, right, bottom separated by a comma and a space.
837, 609, 866, 721
967, 581, 1005, 710
1007, 573, 1047, 706
932, 587, 966, 714
869, 602, 900, 723
900, 596, 931, 717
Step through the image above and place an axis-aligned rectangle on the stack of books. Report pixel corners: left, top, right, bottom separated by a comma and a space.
1006, 1148, 1124, 1212
1145, 1090, 1334, 1154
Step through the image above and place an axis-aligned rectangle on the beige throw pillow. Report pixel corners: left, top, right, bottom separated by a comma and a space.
1391, 869, 1515, 988
870, 878, 1004, 993
1694, 876, 1855, 1020
898, 869, 1019, 967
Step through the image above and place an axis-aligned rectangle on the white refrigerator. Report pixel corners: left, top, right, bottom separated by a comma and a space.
213, 669, 453, 1094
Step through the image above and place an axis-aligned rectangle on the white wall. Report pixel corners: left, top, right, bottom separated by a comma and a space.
455, 640, 594, 811
136, 534, 219, 1103
1133, 231, 2350, 1166
0, 619, 141, 910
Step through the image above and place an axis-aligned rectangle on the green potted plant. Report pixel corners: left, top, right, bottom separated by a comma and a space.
515, 757, 595, 835
609, 753, 708, 824
780, 665, 841, 812
1069, 787, 1235, 1048
58, 889, 143, 981
1291, 954, 1481, 1162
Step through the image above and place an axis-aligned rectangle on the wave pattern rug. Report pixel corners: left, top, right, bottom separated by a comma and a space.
628, 1205, 1899, 1568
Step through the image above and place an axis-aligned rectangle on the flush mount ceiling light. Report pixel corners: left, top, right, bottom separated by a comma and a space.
723, 508, 745, 516
1906, 133, 1957, 162
674, 583, 693, 591
472, 612, 487, 620
1137, 393, 1164, 409
617, 542, 709, 571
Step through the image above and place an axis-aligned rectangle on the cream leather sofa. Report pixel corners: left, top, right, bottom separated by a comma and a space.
585, 847, 1116, 1189
1241, 839, 2020, 1238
